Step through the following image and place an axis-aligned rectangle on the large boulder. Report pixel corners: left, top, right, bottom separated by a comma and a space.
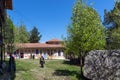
84, 50, 120, 80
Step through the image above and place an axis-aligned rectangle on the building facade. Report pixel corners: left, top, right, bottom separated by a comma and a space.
13, 39, 65, 59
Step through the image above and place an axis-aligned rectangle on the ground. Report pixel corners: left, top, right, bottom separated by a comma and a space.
0, 59, 82, 80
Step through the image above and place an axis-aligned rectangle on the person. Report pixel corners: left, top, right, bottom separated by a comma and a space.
39, 56, 45, 68
32, 54, 35, 59
8, 54, 16, 72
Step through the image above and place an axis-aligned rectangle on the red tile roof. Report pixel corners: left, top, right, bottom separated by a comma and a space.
17, 43, 64, 49
46, 38, 62, 43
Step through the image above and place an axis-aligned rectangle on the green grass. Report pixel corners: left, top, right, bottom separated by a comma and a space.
12, 59, 82, 80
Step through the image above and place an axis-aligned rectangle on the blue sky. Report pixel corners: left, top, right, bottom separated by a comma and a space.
7, 0, 114, 42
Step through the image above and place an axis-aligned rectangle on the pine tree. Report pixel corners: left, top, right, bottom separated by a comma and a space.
29, 26, 42, 43
103, 1, 120, 49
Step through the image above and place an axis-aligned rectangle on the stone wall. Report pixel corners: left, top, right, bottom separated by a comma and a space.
84, 50, 120, 80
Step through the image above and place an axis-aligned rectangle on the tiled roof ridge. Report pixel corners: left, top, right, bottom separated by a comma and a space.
16, 42, 64, 48
46, 38, 62, 42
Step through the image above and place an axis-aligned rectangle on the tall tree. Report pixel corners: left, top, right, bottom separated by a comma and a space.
64, 0, 106, 76
103, 1, 120, 49
5, 17, 15, 53
29, 26, 42, 43
104, 1, 120, 28
14, 27, 20, 43
18, 24, 29, 43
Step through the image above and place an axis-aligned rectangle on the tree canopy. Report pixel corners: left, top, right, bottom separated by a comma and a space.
65, 0, 106, 55
5, 17, 15, 52
4, 18, 43, 52
29, 26, 42, 43
18, 24, 30, 43
103, 1, 120, 49
104, 1, 120, 28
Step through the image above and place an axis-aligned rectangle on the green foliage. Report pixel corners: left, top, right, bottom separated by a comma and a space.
29, 26, 42, 43
104, 1, 120, 28
5, 17, 43, 52
5, 17, 15, 53
104, 1, 120, 49
106, 27, 120, 49
14, 27, 20, 43
64, 1, 106, 76
5, 17, 14, 43
64, 0, 106, 55
4, 16, 43, 52
5, 18, 30, 52
18, 24, 29, 43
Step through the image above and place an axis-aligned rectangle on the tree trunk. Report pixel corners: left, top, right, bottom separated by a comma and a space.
80, 52, 83, 76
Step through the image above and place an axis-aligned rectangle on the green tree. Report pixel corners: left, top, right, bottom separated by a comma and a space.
103, 1, 120, 49
64, 0, 106, 76
18, 24, 29, 43
14, 27, 20, 43
5, 17, 15, 53
29, 26, 42, 43
104, 1, 120, 28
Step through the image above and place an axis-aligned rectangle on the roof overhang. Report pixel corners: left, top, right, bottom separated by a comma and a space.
5, 0, 13, 10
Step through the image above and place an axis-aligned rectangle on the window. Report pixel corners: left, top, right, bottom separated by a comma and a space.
58, 50, 61, 56
36, 49, 39, 54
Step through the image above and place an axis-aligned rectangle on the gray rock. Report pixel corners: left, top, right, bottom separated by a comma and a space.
84, 50, 120, 80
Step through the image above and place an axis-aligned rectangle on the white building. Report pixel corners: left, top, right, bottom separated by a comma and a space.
14, 39, 65, 59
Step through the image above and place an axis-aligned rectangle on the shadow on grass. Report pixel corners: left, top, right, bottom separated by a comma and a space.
63, 59, 80, 66
53, 69, 78, 76
53, 69, 91, 80
62, 60, 91, 80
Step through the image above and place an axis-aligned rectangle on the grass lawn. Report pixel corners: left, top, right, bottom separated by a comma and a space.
13, 59, 82, 80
